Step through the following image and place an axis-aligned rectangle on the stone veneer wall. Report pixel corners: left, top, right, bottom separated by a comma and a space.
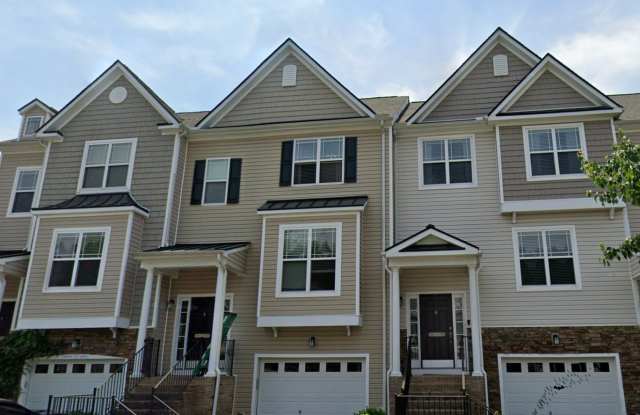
183, 376, 235, 415
47, 328, 137, 358
482, 326, 640, 414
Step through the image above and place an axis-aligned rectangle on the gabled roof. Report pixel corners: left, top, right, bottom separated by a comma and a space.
37, 61, 180, 137
196, 38, 376, 128
18, 98, 57, 116
406, 27, 540, 124
610, 93, 640, 121
385, 224, 479, 257
489, 54, 623, 120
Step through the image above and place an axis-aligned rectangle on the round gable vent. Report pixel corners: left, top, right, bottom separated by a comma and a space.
109, 86, 128, 104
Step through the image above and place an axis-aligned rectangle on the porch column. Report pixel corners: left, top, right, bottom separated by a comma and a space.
467, 265, 483, 376
205, 258, 228, 377
0, 272, 6, 309
135, 266, 155, 375
390, 267, 402, 376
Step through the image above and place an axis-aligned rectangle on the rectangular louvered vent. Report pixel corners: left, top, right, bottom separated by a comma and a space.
493, 54, 509, 76
282, 64, 297, 87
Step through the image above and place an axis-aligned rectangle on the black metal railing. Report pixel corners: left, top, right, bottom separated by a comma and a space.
401, 335, 412, 395
46, 393, 114, 415
220, 339, 236, 375
395, 394, 496, 415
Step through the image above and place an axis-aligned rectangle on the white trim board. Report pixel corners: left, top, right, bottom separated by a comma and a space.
32, 206, 150, 218
385, 226, 479, 258
501, 198, 625, 213
256, 314, 361, 327
16, 316, 129, 329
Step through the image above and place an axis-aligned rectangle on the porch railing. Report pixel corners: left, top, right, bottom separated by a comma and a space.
395, 394, 496, 415
407, 334, 472, 372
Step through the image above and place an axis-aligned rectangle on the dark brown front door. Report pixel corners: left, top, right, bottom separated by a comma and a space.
419, 294, 454, 360
186, 297, 215, 360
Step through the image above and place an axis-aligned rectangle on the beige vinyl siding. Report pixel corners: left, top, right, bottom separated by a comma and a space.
118, 213, 144, 321
394, 123, 636, 327
216, 55, 360, 127
0, 150, 44, 250
501, 119, 613, 201
39, 76, 174, 250
3, 274, 22, 300
507, 71, 595, 113
422, 45, 532, 122
21, 214, 128, 319
260, 214, 357, 317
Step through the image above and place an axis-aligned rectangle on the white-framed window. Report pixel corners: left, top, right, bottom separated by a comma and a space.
202, 158, 230, 205
23, 116, 43, 136
276, 223, 342, 297
292, 137, 344, 185
512, 226, 581, 291
523, 123, 587, 181
44, 227, 110, 292
78, 138, 137, 193
418, 135, 477, 189
7, 166, 40, 217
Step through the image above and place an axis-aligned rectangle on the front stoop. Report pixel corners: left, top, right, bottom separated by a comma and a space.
182, 376, 236, 415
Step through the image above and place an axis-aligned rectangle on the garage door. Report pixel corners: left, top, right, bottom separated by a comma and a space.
256, 357, 367, 415
500, 355, 625, 415
23, 356, 125, 411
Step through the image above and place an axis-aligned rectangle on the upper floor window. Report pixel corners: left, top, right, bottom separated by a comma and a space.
23, 116, 43, 136
203, 158, 229, 205
513, 226, 581, 291
277, 223, 342, 297
419, 136, 476, 188
7, 167, 40, 217
293, 137, 344, 185
78, 138, 137, 193
45, 228, 109, 292
523, 124, 587, 181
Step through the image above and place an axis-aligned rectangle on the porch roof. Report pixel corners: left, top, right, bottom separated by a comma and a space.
32, 192, 149, 217
136, 242, 250, 275
0, 250, 30, 259
257, 195, 368, 214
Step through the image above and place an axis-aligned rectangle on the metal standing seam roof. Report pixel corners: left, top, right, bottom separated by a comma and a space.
258, 195, 368, 212
0, 250, 30, 259
143, 242, 250, 253
33, 193, 149, 213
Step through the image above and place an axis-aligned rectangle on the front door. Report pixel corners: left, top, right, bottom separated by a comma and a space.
185, 297, 215, 360
419, 294, 454, 366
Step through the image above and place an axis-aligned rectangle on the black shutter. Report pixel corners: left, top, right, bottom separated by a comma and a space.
345, 137, 357, 183
227, 158, 242, 204
190, 160, 206, 205
280, 141, 294, 186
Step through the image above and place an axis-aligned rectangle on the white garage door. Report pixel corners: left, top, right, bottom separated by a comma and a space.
501, 355, 625, 415
256, 358, 367, 415
23, 356, 125, 411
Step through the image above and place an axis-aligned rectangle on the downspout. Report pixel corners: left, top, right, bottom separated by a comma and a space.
380, 121, 387, 411
211, 253, 224, 415
161, 132, 182, 247
475, 256, 489, 408
384, 259, 393, 412
387, 126, 394, 243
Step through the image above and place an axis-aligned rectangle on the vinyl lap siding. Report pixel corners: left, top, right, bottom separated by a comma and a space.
507, 71, 595, 113
216, 55, 360, 127
119, 213, 144, 321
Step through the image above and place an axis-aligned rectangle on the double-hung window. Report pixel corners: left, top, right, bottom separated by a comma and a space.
203, 158, 229, 204
419, 136, 476, 188
524, 124, 587, 180
79, 139, 137, 193
8, 167, 40, 216
278, 223, 341, 296
23, 116, 43, 136
46, 228, 109, 291
293, 137, 344, 185
513, 226, 580, 290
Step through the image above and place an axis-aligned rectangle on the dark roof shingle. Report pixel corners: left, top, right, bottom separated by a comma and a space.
33, 193, 148, 213
258, 195, 368, 212
144, 242, 249, 253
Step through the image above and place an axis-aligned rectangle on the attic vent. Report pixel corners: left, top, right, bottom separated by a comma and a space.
282, 64, 297, 87
493, 54, 509, 76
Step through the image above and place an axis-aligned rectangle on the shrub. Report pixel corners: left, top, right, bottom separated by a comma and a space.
354, 408, 385, 415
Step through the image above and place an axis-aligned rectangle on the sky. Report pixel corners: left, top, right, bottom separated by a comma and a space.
1, 0, 640, 139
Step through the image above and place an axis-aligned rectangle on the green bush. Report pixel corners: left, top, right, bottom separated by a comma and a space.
354, 408, 385, 415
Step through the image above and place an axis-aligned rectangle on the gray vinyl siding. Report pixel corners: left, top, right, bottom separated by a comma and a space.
118, 213, 144, 321
507, 71, 595, 113
422, 45, 532, 122
216, 55, 360, 127
394, 123, 636, 327
39, 76, 174, 250
0, 150, 44, 250
501, 119, 614, 201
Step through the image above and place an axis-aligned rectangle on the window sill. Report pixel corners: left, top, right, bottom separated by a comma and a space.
419, 182, 477, 190
275, 290, 341, 298
6, 212, 32, 218
43, 286, 102, 293
291, 181, 346, 187
525, 174, 587, 182
516, 284, 581, 292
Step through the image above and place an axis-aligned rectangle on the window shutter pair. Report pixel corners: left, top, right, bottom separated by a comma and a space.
279, 137, 358, 186
190, 159, 242, 205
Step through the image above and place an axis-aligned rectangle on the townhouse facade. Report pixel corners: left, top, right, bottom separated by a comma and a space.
0, 28, 638, 415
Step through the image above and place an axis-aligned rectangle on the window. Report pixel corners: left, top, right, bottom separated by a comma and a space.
549, 362, 566, 373
524, 124, 587, 180
90, 364, 105, 374
8, 167, 40, 216
419, 136, 476, 188
35, 364, 49, 374
506, 362, 522, 373
284, 362, 299, 372
109, 363, 123, 373
203, 158, 229, 204
514, 227, 580, 290
571, 362, 587, 373
46, 228, 109, 291
23, 116, 43, 136
79, 139, 136, 193
264, 362, 279, 373
347, 362, 362, 372
53, 364, 67, 374
527, 363, 544, 373
278, 223, 341, 296
325, 362, 341, 372
72, 364, 86, 374
593, 362, 610, 373
305, 362, 320, 372
293, 137, 344, 185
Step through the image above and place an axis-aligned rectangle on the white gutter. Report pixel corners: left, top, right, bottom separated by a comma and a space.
380, 121, 387, 411
387, 126, 394, 244
161, 132, 182, 246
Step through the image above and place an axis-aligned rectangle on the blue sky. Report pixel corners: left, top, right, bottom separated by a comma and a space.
1, 0, 640, 139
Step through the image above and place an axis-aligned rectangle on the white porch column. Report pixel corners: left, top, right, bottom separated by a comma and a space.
135, 267, 155, 375
467, 265, 483, 376
205, 258, 228, 377
390, 267, 402, 377
0, 272, 6, 310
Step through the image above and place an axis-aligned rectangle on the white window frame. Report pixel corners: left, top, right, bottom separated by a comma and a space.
275, 222, 342, 298
6, 166, 41, 218
292, 137, 345, 186
417, 135, 477, 189
522, 123, 588, 181
43, 227, 111, 293
512, 225, 582, 292
201, 157, 230, 206
77, 138, 138, 194
22, 116, 44, 137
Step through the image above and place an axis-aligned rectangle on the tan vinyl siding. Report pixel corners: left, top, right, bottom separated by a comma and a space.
260, 214, 357, 317
21, 214, 129, 319
39, 76, 173, 250
422, 45, 532, 122
3, 274, 22, 300
0, 151, 44, 250
119, 213, 144, 321
216, 55, 360, 127
507, 71, 595, 113
501, 119, 613, 201
395, 123, 636, 327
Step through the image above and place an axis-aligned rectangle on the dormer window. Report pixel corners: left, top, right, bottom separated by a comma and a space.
23, 116, 43, 136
